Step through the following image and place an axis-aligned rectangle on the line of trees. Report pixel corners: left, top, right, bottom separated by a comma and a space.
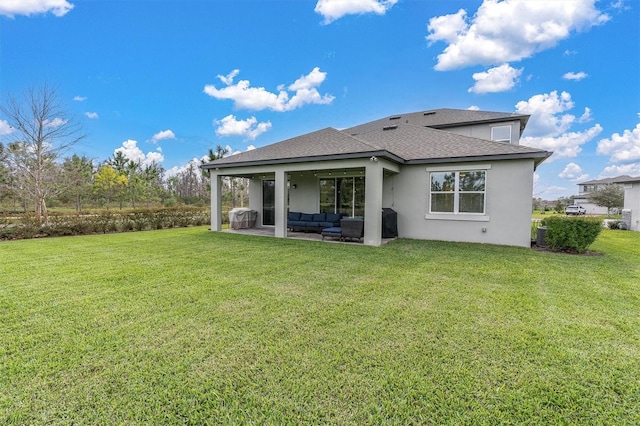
0, 84, 247, 219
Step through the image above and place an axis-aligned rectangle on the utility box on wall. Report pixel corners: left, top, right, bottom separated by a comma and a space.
621, 209, 632, 230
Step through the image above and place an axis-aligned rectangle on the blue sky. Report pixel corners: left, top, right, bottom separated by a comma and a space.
1, 0, 638, 199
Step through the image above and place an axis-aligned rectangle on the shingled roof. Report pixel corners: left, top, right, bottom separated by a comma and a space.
352, 124, 547, 164
578, 175, 636, 185
202, 109, 549, 170
202, 127, 393, 168
346, 108, 530, 135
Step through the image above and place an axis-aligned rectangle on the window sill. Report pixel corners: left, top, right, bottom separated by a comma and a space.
425, 214, 490, 222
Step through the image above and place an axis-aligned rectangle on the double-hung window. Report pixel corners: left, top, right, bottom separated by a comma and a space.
430, 170, 486, 214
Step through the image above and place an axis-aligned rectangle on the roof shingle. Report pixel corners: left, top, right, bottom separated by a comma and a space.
352, 124, 545, 163
202, 108, 549, 169
346, 108, 529, 135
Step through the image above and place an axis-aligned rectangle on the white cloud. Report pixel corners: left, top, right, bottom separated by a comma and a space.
426, 8, 468, 45
85, 112, 99, 119
44, 117, 68, 128
521, 125, 602, 159
563, 71, 588, 81
145, 150, 164, 164
204, 68, 334, 112
218, 69, 240, 86
167, 146, 257, 181
165, 157, 202, 180
610, 0, 630, 11
558, 162, 588, 181
517, 90, 602, 159
73, 96, 87, 102
214, 115, 272, 140
468, 105, 480, 111
0, 120, 13, 135
151, 129, 176, 143
516, 90, 576, 136
0, 0, 74, 17
542, 185, 570, 198
315, 0, 397, 24
597, 122, 640, 163
226, 144, 257, 157
114, 140, 164, 166
427, 0, 609, 71
468, 63, 523, 94
600, 163, 640, 177
578, 107, 592, 123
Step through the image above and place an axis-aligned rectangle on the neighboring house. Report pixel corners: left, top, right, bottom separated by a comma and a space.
573, 175, 632, 214
619, 176, 640, 231
202, 108, 551, 247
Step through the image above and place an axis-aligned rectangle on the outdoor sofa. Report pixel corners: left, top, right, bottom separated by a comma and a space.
287, 211, 343, 233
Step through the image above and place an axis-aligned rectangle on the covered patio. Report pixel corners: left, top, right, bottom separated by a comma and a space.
209, 156, 400, 247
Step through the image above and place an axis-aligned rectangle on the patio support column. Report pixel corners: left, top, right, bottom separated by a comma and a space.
210, 172, 222, 231
364, 160, 383, 246
274, 169, 288, 238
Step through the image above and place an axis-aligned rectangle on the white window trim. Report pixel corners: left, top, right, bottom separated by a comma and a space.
425, 166, 489, 221
425, 213, 490, 222
491, 125, 512, 143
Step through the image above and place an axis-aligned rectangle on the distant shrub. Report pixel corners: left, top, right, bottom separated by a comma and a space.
0, 207, 210, 241
541, 216, 603, 253
608, 220, 621, 230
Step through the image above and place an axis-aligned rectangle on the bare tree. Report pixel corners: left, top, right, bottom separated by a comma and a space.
0, 142, 11, 208
175, 160, 208, 204
0, 84, 85, 221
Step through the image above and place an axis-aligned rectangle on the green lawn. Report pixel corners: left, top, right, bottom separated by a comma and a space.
1, 228, 639, 424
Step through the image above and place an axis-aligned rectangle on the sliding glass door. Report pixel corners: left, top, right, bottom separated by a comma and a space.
319, 177, 365, 217
262, 180, 275, 226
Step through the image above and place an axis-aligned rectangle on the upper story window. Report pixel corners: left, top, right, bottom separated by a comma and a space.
491, 125, 512, 143
430, 170, 486, 214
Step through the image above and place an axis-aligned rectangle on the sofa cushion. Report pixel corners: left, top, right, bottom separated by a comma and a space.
326, 213, 341, 224
300, 213, 314, 222
312, 213, 326, 222
322, 226, 341, 233
321, 227, 342, 236
288, 211, 301, 221
288, 220, 306, 227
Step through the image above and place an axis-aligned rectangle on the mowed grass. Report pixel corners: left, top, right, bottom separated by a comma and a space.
1, 228, 639, 425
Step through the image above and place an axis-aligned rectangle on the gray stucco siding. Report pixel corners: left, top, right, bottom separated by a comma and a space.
623, 182, 640, 231
388, 159, 534, 247
440, 121, 522, 145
